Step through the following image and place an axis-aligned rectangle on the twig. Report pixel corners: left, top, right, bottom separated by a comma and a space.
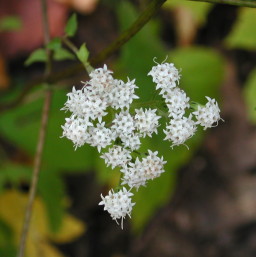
17, 0, 53, 256
189, 0, 256, 8
0, 0, 167, 113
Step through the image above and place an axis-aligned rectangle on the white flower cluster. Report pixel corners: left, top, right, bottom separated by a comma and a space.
61, 65, 165, 228
99, 188, 135, 229
61, 61, 223, 228
148, 61, 222, 148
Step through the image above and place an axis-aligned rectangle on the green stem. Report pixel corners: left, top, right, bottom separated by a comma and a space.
189, 0, 256, 8
17, 0, 53, 257
62, 37, 94, 74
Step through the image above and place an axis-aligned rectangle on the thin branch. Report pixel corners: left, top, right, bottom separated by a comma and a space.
17, 0, 53, 256
0, 0, 167, 113
189, 0, 256, 8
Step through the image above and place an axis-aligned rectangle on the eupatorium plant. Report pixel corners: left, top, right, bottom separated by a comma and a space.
61, 61, 223, 228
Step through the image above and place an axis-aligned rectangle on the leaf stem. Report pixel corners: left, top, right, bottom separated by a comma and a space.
17, 0, 53, 256
189, 0, 256, 8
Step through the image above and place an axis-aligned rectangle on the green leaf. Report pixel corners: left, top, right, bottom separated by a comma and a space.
169, 47, 225, 102
47, 38, 62, 50
65, 14, 78, 37
76, 43, 89, 64
54, 48, 75, 61
0, 89, 96, 171
225, 8, 256, 50
0, 218, 16, 257
164, 0, 212, 25
0, 164, 31, 193
243, 68, 256, 124
38, 170, 66, 232
0, 16, 22, 32
25, 49, 47, 66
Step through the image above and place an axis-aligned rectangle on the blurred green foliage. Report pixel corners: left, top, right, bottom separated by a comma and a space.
244, 68, 256, 123
0, 16, 22, 32
225, 8, 256, 50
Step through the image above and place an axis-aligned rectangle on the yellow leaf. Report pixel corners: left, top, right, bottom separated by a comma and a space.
48, 215, 85, 243
0, 190, 86, 257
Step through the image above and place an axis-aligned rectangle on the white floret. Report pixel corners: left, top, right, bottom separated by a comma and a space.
99, 187, 135, 229
134, 108, 161, 137
89, 64, 114, 88
192, 97, 223, 130
101, 146, 132, 169
164, 114, 197, 148
120, 133, 141, 151
87, 122, 116, 152
148, 62, 180, 94
163, 87, 190, 117
112, 111, 135, 136
61, 116, 92, 150
121, 150, 166, 190
109, 78, 139, 110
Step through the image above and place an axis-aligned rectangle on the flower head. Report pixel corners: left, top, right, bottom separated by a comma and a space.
112, 111, 135, 136
120, 133, 141, 151
101, 145, 132, 169
61, 116, 92, 150
121, 150, 166, 190
134, 108, 161, 137
164, 87, 190, 117
99, 187, 135, 229
148, 62, 180, 94
164, 114, 196, 148
87, 122, 115, 152
192, 97, 222, 130
110, 78, 139, 110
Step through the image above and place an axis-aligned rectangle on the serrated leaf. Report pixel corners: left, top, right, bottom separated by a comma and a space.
225, 8, 256, 50
243, 68, 256, 124
54, 48, 75, 61
76, 43, 89, 64
65, 13, 78, 37
0, 16, 22, 32
25, 48, 47, 66
47, 38, 62, 50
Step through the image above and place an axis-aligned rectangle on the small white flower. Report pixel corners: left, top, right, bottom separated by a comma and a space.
163, 87, 190, 117
112, 111, 135, 136
101, 145, 132, 169
121, 150, 166, 190
148, 62, 180, 94
61, 86, 108, 121
87, 122, 115, 152
120, 133, 141, 151
164, 114, 197, 148
61, 116, 92, 150
192, 97, 222, 130
134, 108, 161, 137
89, 64, 114, 88
110, 78, 139, 110
99, 187, 135, 229
61, 87, 87, 117
121, 160, 147, 190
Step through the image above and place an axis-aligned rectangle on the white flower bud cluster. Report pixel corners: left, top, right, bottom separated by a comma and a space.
61, 61, 223, 228
148, 61, 222, 148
